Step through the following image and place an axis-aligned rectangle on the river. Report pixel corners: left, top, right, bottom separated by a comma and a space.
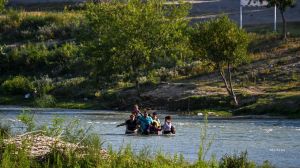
0, 107, 299, 168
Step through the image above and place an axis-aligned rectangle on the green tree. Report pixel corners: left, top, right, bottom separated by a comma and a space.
0, 0, 6, 13
250, 0, 296, 40
81, 0, 191, 95
191, 16, 249, 106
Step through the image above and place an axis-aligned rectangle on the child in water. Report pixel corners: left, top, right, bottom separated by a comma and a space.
150, 112, 161, 134
162, 115, 175, 134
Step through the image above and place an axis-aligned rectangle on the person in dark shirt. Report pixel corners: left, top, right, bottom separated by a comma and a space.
117, 114, 139, 134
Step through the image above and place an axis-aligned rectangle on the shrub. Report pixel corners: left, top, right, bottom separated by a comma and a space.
2, 42, 82, 76
177, 61, 214, 77
17, 110, 35, 132
6, 43, 49, 74
154, 67, 179, 82
219, 151, 256, 168
1, 76, 33, 94
33, 75, 54, 96
0, 0, 6, 13
0, 124, 10, 139
52, 77, 86, 98
0, 11, 82, 43
49, 43, 80, 75
258, 160, 275, 168
19, 14, 58, 31
34, 94, 56, 107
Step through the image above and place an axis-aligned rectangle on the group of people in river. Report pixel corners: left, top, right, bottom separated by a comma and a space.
117, 105, 176, 135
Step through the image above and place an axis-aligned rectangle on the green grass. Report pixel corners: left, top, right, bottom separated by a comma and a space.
234, 93, 300, 118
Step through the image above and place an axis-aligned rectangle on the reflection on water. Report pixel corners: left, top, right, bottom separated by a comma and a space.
1, 108, 300, 168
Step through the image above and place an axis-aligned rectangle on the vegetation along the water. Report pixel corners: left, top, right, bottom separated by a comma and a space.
0, 111, 275, 168
0, 0, 299, 118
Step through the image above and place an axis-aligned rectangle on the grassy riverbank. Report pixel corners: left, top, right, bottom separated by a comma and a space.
0, 8, 299, 118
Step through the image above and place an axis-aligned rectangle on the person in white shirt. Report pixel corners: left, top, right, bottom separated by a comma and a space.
162, 115, 175, 134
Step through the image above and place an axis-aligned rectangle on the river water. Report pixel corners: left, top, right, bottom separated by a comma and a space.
0, 107, 300, 168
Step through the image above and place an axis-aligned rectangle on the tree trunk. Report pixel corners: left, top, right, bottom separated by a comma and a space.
227, 63, 238, 106
280, 10, 287, 40
219, 67, 231, 95
218, 64, 238, 106
135, 78, 140, 97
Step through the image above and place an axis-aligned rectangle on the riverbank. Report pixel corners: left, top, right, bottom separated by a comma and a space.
0, 10, 299, 119
1, 113, 279, 168
0, 105, 290, 120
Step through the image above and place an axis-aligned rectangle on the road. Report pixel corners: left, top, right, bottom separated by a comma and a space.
189, 0, 300, 25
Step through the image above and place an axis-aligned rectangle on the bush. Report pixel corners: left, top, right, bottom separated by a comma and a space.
34, 94, 56, 107
0, 124, 10, 139
1, 42, 82, 76
52, 77, 87, 98
49, 43, 80, 75
17, 110, 35, 132
1, 76, 33, 94
33, 75, 54, 96
219, 151, 256, 168
258, 161, 275, 168
5, 43, 49, 74
0, 11, 82, 43
154, 67, 179, 82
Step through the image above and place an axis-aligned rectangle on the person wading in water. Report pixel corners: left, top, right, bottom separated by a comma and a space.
117, 114, 139, 134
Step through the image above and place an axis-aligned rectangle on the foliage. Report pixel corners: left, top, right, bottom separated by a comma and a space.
52, 77, 87, 98
191, 16, 249, 68
219, 151, 256, 168
0, 0, 6, 13
17, 110, 35, 132
1, 76, 33, 95
81, 0, 192, 93
34, 94, 56, 107
0, 42, 81, 76
0, 124, 10, 139
45, 116, 65, 137
1, 43, 50, 75
33, 75, 54, 96
0, 11, 82, 43
198, 115, 215, 163
258, 161, 276, 168
50, 42, 81, 75
190, 16, 249, 105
